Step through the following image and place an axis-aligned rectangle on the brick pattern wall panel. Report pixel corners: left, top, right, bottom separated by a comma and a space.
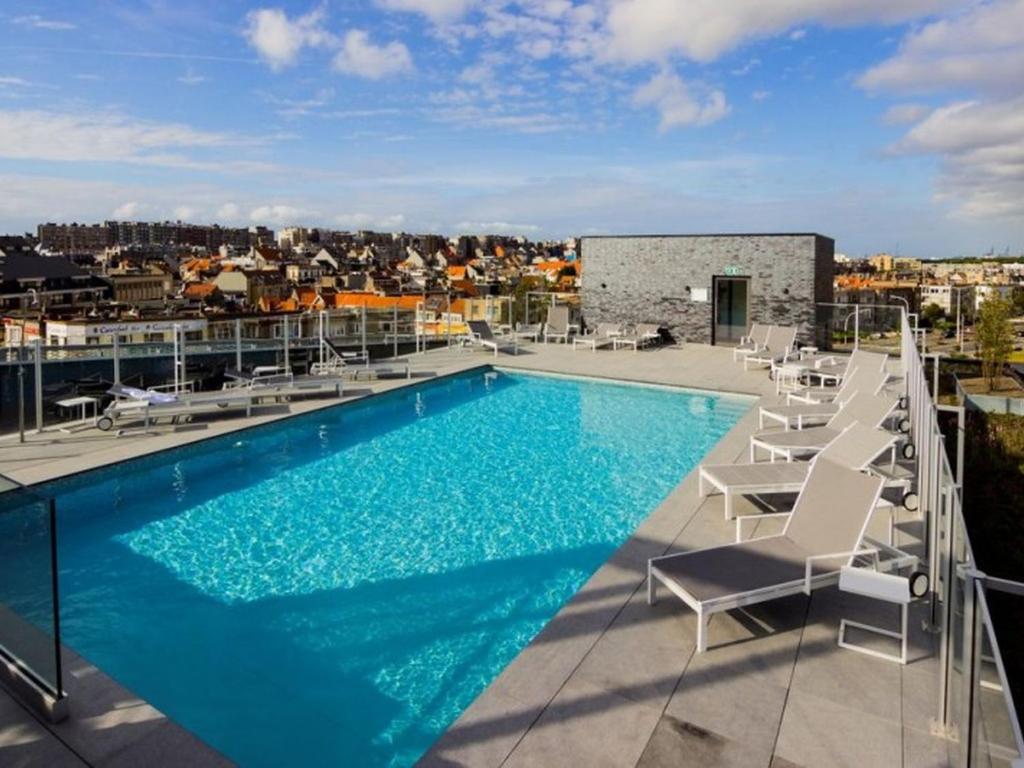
580, 235, 834, 345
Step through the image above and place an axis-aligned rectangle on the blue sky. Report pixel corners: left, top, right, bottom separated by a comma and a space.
0, 0, 1022, 257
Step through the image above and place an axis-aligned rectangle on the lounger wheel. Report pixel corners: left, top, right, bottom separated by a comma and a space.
902, 492, 919, 512
96, 415, 114, 431
902, 442, 916, 460
898, 417, 911, 434
898, 395, 909, 410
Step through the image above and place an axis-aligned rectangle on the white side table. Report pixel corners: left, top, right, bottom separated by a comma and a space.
837, 566, 925, 665
55, 395, 100, 433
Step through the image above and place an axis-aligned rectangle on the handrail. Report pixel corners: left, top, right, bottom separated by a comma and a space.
900, 310, 1024, 765
0, 473, 65, 717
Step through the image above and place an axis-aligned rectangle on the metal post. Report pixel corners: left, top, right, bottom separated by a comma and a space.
33, 339, 43, 433
525, 293, 530, 327
955, 290, 962, 354
446, 293, 451, 348
932, 353, 940, 399
853, 305, 860, 351
179, 324, 187, 392
361, 301, 367, 359
283, 314, 290, 372
17, 355, 25, 444
235, 318, 242, 371
172, 323, 180, 392
393, 303, 399, 358
318, 311, 326, 367
112, 334, 121, 384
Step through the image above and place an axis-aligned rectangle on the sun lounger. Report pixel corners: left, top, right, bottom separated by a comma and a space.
732, 323, 771, 362
743, 325, 798, 370
760, 367, 889, 429
649, 458, 916, 652
543, 305, 572, 344
573, 323, 621, 352
750, 392, 899, 461
467, 321, 518, 357
700, 423, 898, 519
311, 339, 412, 378
612, 323, 661, 351
512, 323, 543, 342
802, 349, 888, 388
98, 384, 259, 432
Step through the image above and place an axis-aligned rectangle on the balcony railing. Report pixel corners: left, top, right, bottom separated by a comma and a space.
901, 310, 1024, 766
0, 473, 65, 720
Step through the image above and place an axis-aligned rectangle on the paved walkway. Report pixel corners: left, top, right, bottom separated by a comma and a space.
0, 342, 950, 767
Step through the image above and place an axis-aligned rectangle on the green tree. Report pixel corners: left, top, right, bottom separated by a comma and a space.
921, 302, 945, 327
976, 294, 1014, 390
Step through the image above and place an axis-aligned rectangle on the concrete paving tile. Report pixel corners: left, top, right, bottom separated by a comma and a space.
903, 724, 953, 768
503, 674, 663, 768
0, 691, 85, 768
101, 719, 233, 768
419, 686, 542, 768
774, 689, 902, 768
635, 714, 771, 768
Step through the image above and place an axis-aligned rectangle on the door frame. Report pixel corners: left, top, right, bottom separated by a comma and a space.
711, 275, 751, 346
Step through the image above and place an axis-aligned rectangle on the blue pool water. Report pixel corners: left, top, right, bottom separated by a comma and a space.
31, 370, 748, 766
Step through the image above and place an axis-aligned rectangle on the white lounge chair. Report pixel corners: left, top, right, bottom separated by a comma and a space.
759, 367, 889, 430
543, 305, 572, 344
750, 392, 899, 462
700, 422, 898, 519
732, 323, 771, 362
467, 320, 518, 357
98, 384, 259, 432
612, 323, 661, 351
802, 349, 888, 388
649, 458, 916, 652
743, 325, 798, 371
512, 323, 543, 342
573, 323, 621, 352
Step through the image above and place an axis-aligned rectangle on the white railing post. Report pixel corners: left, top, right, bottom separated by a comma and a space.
393, 303, 399, 358
172, 323, 181, 392
853, 305, 860, 351
235, 318, 242, 371
282, 314, 290, 372
33, 338, 43, 433
113, 334, 121, 384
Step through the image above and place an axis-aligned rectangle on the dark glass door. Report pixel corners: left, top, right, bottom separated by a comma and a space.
713, 277, 750, 344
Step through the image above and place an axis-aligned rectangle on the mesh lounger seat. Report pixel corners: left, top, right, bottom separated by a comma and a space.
733, 323, 772, 362
544, 305, 572, 343
512, 323, 543, 342
573, 323, 621, 352
760, 367, 889, 430
750, 392, 898, 461
467, 320, 518, 357
743, 326, 797, 370
700, 423, 898, 519
612, 324, 661, 351
801, 349, 888, 388
649, 458, 915, 652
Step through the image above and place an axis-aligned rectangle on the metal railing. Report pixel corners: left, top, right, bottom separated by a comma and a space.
902, 310, 1024, 766
0, 473, 65, 718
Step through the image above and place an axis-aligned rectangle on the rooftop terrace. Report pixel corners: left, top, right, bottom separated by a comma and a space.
0, 339, 1019, 767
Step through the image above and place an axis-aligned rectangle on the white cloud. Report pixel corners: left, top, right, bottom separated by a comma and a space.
249, 204, 318, 225
602, 0, 957, 64
0, 76, 32, 87
242, 7, 334, 70
177, 71, 206, 86
751, 89, 771, 101
789, 28, 807, 40
454, 220, 541, 233
881, 103, 929, 125
859, 0, 1024, 94
375, 0, 478, 24
173, 206, 197, 221
731, 58, 760, 76
112, 201, 144, 219
216, 203, 243, 222
332, 30, 413, 79
859, 1, 1024, 220
11, 14, 76, 31
890, 98, 1024, 219
335, 212, 407, 229
632, 70, 729, 130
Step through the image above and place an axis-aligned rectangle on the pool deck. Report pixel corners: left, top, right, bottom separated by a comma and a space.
0, 342, 950, 767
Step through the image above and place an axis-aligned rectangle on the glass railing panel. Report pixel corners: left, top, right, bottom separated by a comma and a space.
0, 481, 62, 698
973, 586, 1023, 768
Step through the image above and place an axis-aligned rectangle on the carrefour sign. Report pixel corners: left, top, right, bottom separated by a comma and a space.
84, 319, 207, 337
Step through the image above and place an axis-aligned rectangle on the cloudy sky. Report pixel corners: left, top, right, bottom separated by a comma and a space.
0, 0, 1021, 256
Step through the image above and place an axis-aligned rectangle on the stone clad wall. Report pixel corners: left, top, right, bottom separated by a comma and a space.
580, 234, 834, 345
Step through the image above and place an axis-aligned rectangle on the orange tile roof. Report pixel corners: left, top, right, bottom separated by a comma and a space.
183, 282, 217, 298
448, 265, 467, 280
329, 292, 423, 310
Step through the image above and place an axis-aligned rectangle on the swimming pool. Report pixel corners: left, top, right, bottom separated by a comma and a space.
31, 369, 749, 766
